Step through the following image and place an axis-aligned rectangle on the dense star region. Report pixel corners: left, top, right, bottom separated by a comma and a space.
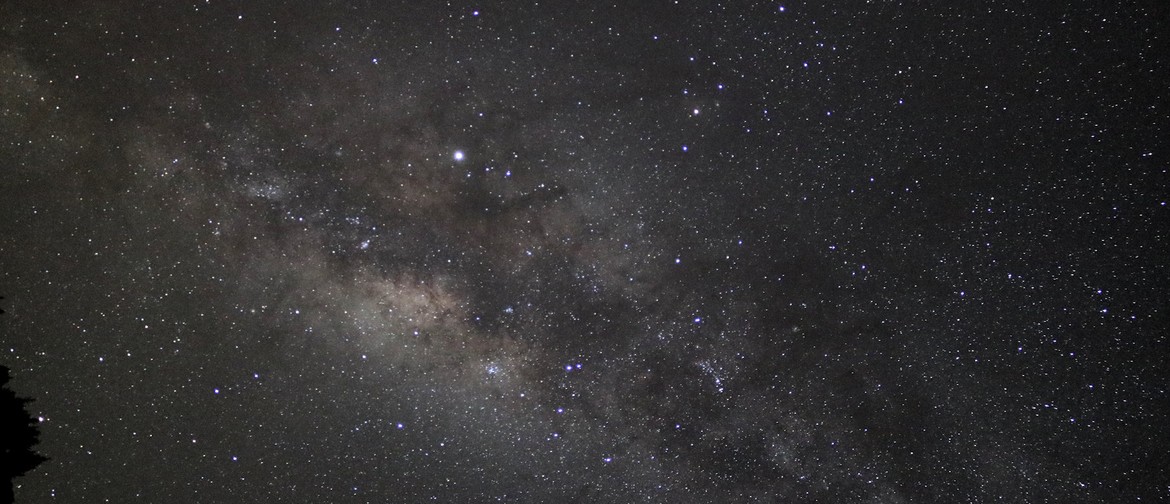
1, 2, 1167, 502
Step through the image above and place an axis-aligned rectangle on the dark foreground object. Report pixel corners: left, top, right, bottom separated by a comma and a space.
0, 362, 48, 504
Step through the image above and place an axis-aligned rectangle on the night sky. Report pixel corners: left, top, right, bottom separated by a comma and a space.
1, 1, 1168, 502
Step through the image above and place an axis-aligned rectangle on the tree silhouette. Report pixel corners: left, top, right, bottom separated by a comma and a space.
1, 297, 49, 504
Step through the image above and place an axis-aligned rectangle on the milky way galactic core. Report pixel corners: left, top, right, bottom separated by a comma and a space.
1, 2, 1167, 502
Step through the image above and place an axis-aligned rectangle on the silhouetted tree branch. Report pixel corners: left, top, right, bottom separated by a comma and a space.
1, 296, 49, 504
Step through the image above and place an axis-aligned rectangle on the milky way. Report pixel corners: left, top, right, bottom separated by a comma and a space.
1, 2, 1167, 502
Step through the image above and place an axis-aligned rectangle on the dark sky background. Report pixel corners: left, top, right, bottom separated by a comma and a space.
1, 1, 1168, 502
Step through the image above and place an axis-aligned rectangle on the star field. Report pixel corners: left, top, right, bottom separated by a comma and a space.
1, 1, 1168, 502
